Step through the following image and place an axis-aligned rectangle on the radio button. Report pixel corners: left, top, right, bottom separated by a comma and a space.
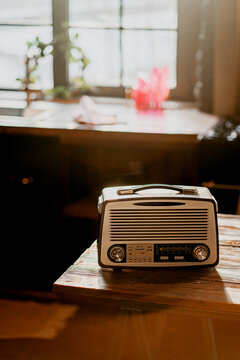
109, 246, 125, 263
193, 245, 209, 261
174, 256, 184, 261
160, 256, 169, 261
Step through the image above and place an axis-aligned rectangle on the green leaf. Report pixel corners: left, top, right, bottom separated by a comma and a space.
82, 56, 90, 70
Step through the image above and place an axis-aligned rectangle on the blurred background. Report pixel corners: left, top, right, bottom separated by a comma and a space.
0, 0, 240, 290
0, 0, 177, 90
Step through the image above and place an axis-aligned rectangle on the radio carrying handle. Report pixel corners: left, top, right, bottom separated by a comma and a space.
117, 184, 198, 196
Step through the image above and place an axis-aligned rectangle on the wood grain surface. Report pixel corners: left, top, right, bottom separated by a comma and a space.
53, 214, 240, 313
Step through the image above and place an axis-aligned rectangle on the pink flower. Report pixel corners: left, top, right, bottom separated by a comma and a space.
131, 67, 170, 111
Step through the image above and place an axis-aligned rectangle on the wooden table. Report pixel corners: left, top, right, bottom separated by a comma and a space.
53, 214, 240, 360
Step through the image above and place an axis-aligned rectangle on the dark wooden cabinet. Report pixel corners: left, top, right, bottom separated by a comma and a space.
66, 137, 198, 201
0, 129, 198, 289
0, 133, 100, 289
0, 104, 220, 290
0, 134, 63, 288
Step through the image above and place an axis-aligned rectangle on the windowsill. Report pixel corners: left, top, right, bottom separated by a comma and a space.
0, 95, 218, 140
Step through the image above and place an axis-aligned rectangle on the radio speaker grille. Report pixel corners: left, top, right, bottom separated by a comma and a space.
109, 208, 209, 241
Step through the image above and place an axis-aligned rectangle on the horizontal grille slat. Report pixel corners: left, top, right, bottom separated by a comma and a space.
111, 238, 207, 240
111, 238, 208, 240
110, 209, 208, 212
111, 211, 208, 214
109, 207, 209, 241
110, 211, 208, 213
110, 221, 208, 224
111, 232, 208, 234
110, 225, 207, 228
110, 215, 208, 218
111, 233, 208, 235
111, 237, 207, 239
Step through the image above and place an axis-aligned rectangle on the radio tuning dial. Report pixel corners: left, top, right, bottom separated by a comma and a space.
193, 245, 209, 261
109, 246, 125, 263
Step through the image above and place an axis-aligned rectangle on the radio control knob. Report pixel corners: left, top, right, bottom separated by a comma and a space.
192, 245, 209, 261
109, 246, 125, 263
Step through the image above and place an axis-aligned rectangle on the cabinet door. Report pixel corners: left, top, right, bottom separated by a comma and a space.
0, 134, 61, 288
198, 139, 240, 213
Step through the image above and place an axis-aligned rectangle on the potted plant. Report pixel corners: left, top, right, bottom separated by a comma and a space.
17, 33, 90, 105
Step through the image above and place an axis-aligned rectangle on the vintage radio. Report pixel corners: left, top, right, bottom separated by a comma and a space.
97, 184, 219, 268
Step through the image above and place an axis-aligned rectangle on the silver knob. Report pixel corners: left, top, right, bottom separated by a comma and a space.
109, 246, 125, 263
193, 245, 209, 261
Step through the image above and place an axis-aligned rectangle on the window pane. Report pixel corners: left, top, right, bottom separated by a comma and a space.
69, 29, 120, 86
122, 30, 177, 88
122, 0, 177, 29
69, 0, 120, 27
0, 0, 51, 24
0, 26, 53, 89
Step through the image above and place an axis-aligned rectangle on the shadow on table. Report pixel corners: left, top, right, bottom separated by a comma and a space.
99, 266, 229, 312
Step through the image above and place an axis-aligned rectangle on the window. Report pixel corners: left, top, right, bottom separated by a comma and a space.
69, 0, 177, 89
0, 0, 200, 100
0, 0, 53, 90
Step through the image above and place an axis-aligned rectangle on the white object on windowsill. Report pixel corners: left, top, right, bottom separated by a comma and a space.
74, 95, 122, 125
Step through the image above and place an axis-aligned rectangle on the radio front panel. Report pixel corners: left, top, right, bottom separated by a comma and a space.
107, 243, 210, 265
99, 197, 218, 268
